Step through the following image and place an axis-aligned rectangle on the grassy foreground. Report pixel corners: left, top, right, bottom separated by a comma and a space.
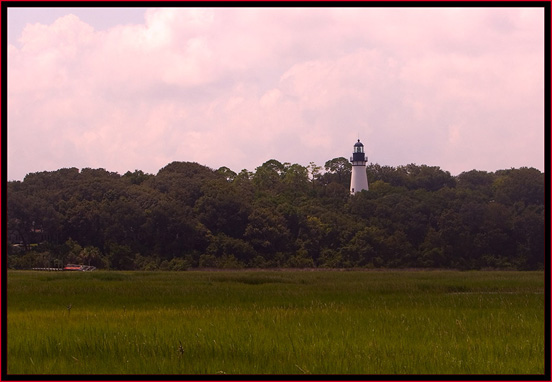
6, 270, 545, 375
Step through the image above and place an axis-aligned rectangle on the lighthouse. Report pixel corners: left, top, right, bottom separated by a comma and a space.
350, 139, 369, 194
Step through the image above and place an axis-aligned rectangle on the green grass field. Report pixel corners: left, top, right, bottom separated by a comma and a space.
6, 270, 545, 375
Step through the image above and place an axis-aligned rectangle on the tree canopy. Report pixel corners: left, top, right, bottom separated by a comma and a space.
7, 160, 545, 271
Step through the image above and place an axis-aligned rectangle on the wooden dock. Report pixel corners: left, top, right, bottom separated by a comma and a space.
31, 265, 96, 271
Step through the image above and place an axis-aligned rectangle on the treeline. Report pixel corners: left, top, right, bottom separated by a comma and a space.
7, 159, 545, 270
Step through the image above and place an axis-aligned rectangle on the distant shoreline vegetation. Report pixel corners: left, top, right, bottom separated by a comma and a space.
7, 160, 545, 271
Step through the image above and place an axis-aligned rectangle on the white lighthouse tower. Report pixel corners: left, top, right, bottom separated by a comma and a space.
350, 139, 369, 194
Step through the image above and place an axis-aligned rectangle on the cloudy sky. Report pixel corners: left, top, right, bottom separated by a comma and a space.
7, 6, 545, 181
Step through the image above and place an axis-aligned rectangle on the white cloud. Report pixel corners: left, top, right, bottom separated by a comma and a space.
7, 7, 545, 180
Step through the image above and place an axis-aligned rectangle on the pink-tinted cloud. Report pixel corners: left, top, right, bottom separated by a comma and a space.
7, 7, 544, 180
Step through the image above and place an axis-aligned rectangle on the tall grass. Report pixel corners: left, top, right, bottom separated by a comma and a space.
6, 270, 545, 374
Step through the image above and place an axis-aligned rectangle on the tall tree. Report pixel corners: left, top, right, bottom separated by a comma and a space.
323, 157, 352, 187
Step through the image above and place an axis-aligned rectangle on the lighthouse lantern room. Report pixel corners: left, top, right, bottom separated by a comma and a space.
350, 139, 369, 194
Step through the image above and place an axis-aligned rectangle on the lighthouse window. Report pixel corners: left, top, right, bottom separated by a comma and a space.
355, 146, 364, 153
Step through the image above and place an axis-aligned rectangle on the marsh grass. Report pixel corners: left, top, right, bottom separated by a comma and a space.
6, 270, 545, 375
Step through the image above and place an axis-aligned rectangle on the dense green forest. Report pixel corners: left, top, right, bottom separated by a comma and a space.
6, 159, 545, 270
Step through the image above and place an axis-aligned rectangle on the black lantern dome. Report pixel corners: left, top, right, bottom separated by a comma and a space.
351, 139, 367, 162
